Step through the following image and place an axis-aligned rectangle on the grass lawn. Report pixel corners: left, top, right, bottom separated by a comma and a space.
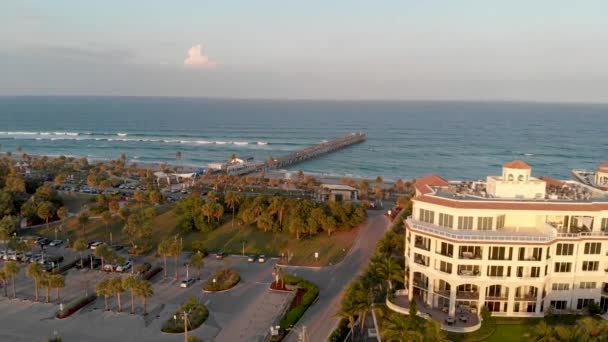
58, 192, 96, 213
194, 220, 359, 266
33, 202, 361, 266
448, 315, 585, 342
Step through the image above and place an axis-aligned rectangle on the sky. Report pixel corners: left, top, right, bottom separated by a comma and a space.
1, 0, 607, 102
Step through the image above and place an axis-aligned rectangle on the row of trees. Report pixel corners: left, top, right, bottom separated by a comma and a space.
529, 317, 608, 341
25, 263, 66, 303
96, 276, 154, 314
236, 195, 366, 239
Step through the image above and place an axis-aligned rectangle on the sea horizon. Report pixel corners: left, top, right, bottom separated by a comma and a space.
1, 96, 607, 181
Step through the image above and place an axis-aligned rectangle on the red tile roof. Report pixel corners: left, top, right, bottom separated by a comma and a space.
503, 160, 531, 169
414, 194, 608, 211
540, 176, 565, 188
414, 175, 449, 195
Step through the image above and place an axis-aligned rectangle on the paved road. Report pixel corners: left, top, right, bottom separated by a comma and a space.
284, 212, 390, 342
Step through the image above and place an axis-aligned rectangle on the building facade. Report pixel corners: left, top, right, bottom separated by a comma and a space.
405, 161, 608, 318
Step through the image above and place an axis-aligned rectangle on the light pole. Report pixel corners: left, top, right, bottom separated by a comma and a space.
241, 240, 245, 256
183, 310, 189, 342
185, 263, 190, 280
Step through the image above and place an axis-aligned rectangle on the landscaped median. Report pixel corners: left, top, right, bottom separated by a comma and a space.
161, 296, 209, 333
202, 269, 240, 292
56, 293, 97, 319
270, 275, 319, 341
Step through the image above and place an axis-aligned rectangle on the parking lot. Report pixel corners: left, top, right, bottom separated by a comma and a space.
0, 243, 294, 342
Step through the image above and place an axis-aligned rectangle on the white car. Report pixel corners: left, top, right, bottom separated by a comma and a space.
258, 255, 266, 263
49, 239, 63, 247
115, 260, 133, 273
180, 278, 195, 288
90, 242, 105, 250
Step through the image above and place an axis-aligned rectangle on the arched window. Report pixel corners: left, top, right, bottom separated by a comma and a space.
518, 175, 524, 182
507, 174, 514, 181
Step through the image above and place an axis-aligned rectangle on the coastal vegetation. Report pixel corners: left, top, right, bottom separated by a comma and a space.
161, 296, 209, 333
271, 275, 320, 341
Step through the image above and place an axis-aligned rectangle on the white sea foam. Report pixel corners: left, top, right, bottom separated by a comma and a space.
117, 133, 128, 137
215, 141, 227, 145
233, 141, 248, 145
257, 141, 268, 145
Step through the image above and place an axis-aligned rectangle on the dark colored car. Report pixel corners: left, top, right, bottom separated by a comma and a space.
76, 257, 101, 269
37, 238, 51, 246
110, 244, 124, 251
215, 252, 227, 260
135, 262, 152, 274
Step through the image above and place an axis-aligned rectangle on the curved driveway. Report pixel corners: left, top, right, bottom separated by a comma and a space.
284, 212, 390, 342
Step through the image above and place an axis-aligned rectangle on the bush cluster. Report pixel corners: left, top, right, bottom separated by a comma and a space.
203, 269, 240, 291
161, 296, 209, 333
279, 275, 319, 329
139, 265, 163, 281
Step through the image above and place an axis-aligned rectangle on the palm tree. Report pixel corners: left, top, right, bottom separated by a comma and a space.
201, 201, 216, 224
37, 201, 53, 229
268, 197, 286, 230
123, 276, 139, 314
135, 279, 154, 314
529, 321, 556, 342
94, 244, 110, 271
0, 270, 8, 297
26, 263, 43, 302
554, 325, 577, 342
334, 297, 358, 339
370, 256, 404, 291
190, 251, 204, 279
50, 274, 65, 302
78, 212, 89, 237
110, 276, 125, 312
224, 192, 240, 226
96, 279, 112, 311
41, 274, 52, 303
4, 261, 19, 298
157, 239, 172, 279
381, 310, 423, 342
101, 210, 112, 242
423, 320, 449, 342
73, 239, 87, 269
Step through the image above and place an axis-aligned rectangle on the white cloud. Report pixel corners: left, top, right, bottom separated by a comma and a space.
184, 44, 216, 67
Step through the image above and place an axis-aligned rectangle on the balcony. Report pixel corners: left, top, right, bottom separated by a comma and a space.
414, 256, 429, 267
515, 294, 538, 301
458, 269, 481, 277
437, 251, 454, 258
434, 288, 451, 297
459, 252, 482, 260
518, 256, 541, 262
407, 218, 555, 243
415, 242, 430, 251
485, 294, 508, 300
413, 279, 428, 289
457, 291, 480, 300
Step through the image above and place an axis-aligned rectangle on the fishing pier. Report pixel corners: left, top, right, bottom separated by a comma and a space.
266, 132, 367, 170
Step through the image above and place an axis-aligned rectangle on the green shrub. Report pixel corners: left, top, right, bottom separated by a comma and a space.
203, 269, 240, 291
278, 276, 319, 329
56, 294, 97, 319
161, 297, 209, 333
328, 318, 350, 342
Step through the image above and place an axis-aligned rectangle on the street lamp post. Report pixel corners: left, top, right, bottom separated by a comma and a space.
241, 240, 245, 256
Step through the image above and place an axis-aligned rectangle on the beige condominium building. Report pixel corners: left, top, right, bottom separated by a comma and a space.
405, 161, 608, 318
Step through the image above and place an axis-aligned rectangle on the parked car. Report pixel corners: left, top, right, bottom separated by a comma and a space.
215, 252, 227, 260
110, 244, 124, 251
46, 255, 64, 263
258, 255, 266, 263
90, 242, 105, 250
37, 238, 51, 246
180, 278, 195, 288
247, 254, 258, 263
76, 257, 101, 269
115, 260, 133, 273
49, 239, 63, 247
103, 264, 115, 272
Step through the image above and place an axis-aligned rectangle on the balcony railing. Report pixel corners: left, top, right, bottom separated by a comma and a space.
407, 218, 554, 242
414, 242, 430, 251
518, 256, 541, 262
458, 269, 481, 277
457, 291, 480, 300
413, 280, 428, 289
459, 252, 482, 260
434, 288, 451, 297
414, 257, 429, 267
515, 294, 538, 301
485, 294, 509, 300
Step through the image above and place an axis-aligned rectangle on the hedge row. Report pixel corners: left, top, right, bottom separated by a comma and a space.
279, 275, 319, 329
139, 265, 162, 281
56, 293, 97, 319
52, 259, 79, 275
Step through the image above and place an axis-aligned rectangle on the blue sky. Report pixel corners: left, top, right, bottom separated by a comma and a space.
1, 0, 607, 102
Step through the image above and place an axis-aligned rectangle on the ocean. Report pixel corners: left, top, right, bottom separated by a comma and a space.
0, 96, 606, 181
